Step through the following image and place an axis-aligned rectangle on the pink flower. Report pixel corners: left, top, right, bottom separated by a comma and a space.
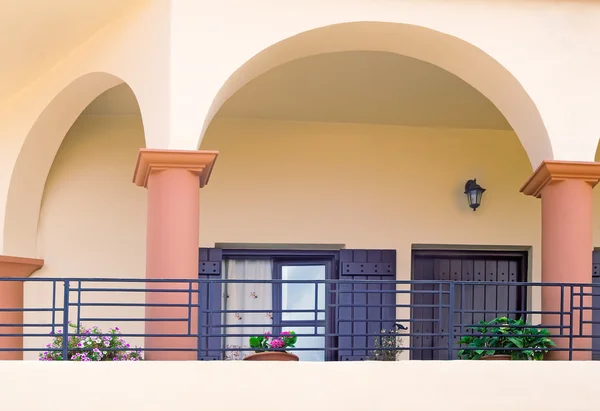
281, 331, 290, 336
264, 331, 271, 341
270, 338, 284, 349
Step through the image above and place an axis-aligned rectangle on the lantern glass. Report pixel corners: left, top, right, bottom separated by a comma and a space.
470, 190, 478, 206
465, 179, 485, 211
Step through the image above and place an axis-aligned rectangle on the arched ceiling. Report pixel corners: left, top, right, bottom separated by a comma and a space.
215, 51, 510, 130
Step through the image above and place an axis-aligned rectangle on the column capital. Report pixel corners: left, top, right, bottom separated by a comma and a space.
520, 160, 600, 198
0, 255, 44, 278
133, 149, 219, 188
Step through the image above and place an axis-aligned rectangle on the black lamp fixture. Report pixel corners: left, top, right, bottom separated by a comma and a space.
464, 179, 485, 211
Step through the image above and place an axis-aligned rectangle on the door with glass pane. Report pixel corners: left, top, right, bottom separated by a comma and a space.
273, 261, 330, 361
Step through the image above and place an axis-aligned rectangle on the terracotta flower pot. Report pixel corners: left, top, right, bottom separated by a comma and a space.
480, 355, 512, 360
243, 352, 299, 361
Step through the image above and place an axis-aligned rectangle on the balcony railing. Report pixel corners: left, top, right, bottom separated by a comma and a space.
1, 278, 599, 360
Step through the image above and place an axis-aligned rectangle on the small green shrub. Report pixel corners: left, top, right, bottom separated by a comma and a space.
457, 316, 554, 360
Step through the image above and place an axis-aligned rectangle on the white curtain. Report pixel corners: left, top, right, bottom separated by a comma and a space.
223, 259, 272, 360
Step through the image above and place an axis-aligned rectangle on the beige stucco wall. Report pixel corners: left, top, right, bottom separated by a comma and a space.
35, 115, 544, 283
2, 361, 599, 411
200, 118, 540, 277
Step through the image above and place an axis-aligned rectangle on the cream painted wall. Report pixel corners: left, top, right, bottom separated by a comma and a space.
36, 115, 146, 275
2, 361, 600, 411
200, 118, 540, 282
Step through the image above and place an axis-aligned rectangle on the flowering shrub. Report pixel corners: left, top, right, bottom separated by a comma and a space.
39, 322, 143, 361
370, 328, 403, 361
249, 331, 297, 353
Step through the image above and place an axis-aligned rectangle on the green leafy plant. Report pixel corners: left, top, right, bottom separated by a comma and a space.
370, 328, 403, 361
458, 316, 555, 360
249, 331, 297, 353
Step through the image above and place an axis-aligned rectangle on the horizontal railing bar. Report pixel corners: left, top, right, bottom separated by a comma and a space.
0, 308, 64, 312
78, 318, 188, 322
5, 276, 600, 286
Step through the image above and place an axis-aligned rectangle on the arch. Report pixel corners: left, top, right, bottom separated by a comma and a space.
200, 22, 552, 169
3, 72, 144, 256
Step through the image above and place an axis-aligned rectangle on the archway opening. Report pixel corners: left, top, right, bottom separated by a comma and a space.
20, 81, 147, 358
200, 50, 537, 249
198, 48, 542, 359
3, 73, 145, 258
199, 22, 552, 169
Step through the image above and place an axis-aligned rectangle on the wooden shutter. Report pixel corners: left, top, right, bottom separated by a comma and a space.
336, 249, 396, 361
197, 248, 223, 360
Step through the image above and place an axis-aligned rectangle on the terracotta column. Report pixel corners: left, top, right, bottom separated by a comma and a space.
133, 149, 218, 360
521, 161, 600, 360
0, 256, 44, 360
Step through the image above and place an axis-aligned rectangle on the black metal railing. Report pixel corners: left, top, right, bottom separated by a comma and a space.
1, 278, 599, 360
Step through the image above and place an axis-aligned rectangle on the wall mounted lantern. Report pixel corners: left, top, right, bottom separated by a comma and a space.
464, 179, 485, 211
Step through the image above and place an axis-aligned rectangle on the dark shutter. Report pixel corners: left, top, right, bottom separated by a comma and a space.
337, 249, 396, 361
593, 251, 600, 360
197, 248, 222, 360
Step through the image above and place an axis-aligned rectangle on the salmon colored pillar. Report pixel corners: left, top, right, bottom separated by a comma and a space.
0, 256, 44, 360
133, 149, 218, 360
522, 161, 600, 360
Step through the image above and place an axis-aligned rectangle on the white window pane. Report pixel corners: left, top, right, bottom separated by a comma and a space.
282, 265, 325, 321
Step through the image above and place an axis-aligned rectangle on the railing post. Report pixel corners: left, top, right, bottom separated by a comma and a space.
569, 285, 574, 361
448, 282, 455, 360
196, 279, 203, 361
61, 280, 70, 361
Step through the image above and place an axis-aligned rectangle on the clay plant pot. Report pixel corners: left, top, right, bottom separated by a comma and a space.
243, 352, 299, 361
480, 355, 513, 360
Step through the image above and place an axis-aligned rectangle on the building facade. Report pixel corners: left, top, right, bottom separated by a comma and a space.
1, 0, 600, 361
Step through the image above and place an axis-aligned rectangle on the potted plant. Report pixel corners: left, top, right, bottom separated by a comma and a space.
244, 331, 299, 361
370, 328, 404, 361
457, 316, 555, 360
39, 322, 143, 361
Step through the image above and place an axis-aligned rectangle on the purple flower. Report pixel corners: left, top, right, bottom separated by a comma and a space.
270, 338, 284, 349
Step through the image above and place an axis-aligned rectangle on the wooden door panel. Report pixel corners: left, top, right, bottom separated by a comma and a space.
412, 251, 527, 360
